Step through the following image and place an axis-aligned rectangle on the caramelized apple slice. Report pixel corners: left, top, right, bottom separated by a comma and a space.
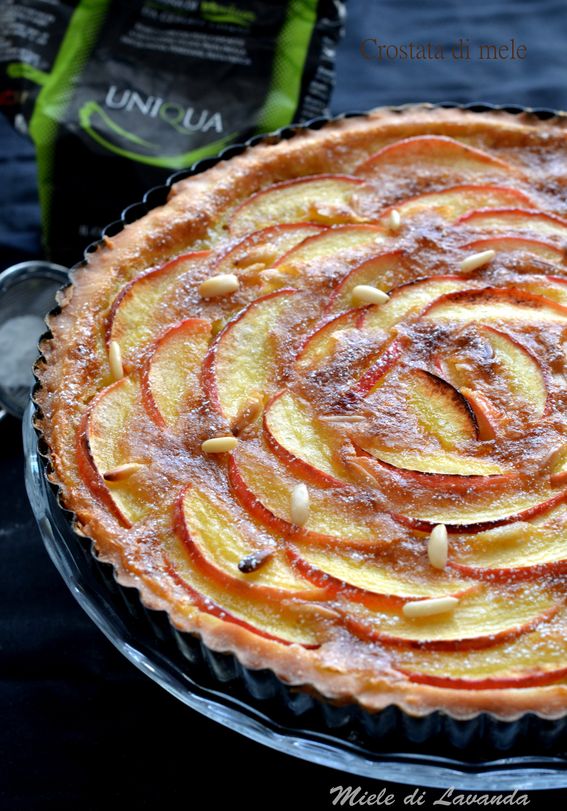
289, 544, 475, 609
326, 250, 407, 314
176, 485, 324, 599
379, 185, 535, 225
202, 288, 297, 423
263, 390, 351, 487
406, 368, 477, 449
141, 318, 212, 429
358, 444, 505, 477
274, 224, 385, 278
478, 325, 548, 418
355, 136, 521, 181
229, 175, 365, 236
361, 275, 479, 333
449, 506, 567, 579
214, 223, 324, 277
166, 534, 323, 648
395, 613, 567, 688
423, 287, 567, 325
462, 236, 565, 264
228, 441, 394, 549
395, 484, 567, 532
342, 585, 559, 650
107, 251, 210, 368
520, 275, 567, 307
79, 377, 148, 526
457, 208, 567, 240
295, 309, 363, 370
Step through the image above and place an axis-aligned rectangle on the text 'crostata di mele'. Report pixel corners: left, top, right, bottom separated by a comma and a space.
36, 106, 567, 720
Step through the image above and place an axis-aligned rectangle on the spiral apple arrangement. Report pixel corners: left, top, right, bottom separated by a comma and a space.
75, 134, 567, 693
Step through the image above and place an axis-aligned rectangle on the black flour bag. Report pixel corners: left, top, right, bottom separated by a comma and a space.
0, 0, 345, 266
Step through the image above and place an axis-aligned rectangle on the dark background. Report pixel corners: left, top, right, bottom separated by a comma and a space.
2, 1, 567, 808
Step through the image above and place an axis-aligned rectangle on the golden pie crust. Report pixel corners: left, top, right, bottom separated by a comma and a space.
35, 105, 567, 721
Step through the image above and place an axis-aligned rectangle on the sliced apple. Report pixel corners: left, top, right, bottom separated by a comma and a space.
361, 275, 479, 334
229, 175, 366, 236
355, 135, 522, 181
263, 390, 351, 487
406, 368, 478, 448
349, 335, 404, 397
214, 223, 324, 277
477, 325, 548, 418
394, 614, 567, 688
520, 275, 567, 307
357, 444, 505, 478
175, 485, 324, 600
202, 288, 297, 424
295, 308, 364, 370
274, 224, 386, 276
449, 506, 567, 579
394, 484, 567, 533
288, 543, 475, 610
78, 377, 148, 526
325, 250, 407, 314
462, 236, 565, 265
423, 287, 567, 325
378, 185, 535, 225
107, 251, 211, 368
141, 318, 212, 429
457, 208, 567, 240
341, 585, 560, 650
228, 441, 394, 549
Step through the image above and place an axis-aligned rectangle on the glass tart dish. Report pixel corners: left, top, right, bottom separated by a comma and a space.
31, 104, 567, 759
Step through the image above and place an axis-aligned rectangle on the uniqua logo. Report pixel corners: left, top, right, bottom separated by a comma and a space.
104, 86, 223, 135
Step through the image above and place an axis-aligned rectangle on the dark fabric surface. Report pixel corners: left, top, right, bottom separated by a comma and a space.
1, 2, 567, 808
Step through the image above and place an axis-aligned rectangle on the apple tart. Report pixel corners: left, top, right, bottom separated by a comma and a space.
35, 106, 567, 720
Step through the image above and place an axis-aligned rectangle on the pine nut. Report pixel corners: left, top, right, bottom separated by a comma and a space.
388, 208, 401, 232
201, 436, 238, 453
199, 273, 240, 298
428, 524, 448, 570
460, 249, 496, 272
103, 462, 144, 482
290, 483, 309, 526
351, 285, 390, 306
108, 340, 124, 381
402, 596, 459, 619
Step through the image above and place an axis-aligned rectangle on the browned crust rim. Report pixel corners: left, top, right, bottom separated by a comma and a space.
33, 103, 567, 723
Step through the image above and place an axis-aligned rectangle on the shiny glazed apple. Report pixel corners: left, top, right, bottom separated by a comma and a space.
36, 107, 567, 719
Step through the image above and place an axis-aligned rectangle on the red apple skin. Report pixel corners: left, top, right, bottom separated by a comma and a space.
173, 487, 326, 603
201, 288, 297, 418
262, 391, 347, 489
140, 317, 211, 429
105, 250, 211, 349
341, 603, 560, 652
395, 664, 567, 691
163, 556, 318, 648
76, 391, 132, 528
